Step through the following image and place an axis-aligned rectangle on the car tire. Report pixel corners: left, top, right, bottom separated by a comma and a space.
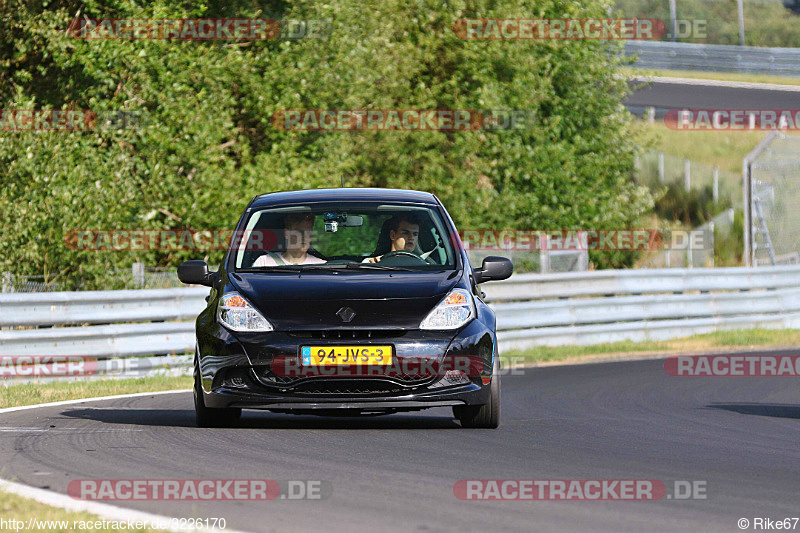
194, 351, 241, 428
456, 356, 500, 429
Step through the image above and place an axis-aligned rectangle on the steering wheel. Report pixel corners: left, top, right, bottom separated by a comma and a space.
379, 250, 428, 265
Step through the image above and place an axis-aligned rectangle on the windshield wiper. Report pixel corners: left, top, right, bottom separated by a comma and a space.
344, 262, 417, 272
236, 264, 348, 273
236, 266, 302, 273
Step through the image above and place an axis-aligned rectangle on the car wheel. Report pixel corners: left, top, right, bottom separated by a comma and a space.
456, 356, 500, 429
194, 350, 241, 428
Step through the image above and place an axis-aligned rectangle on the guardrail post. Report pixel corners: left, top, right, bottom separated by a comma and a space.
658, 152, 664, 183
539, 234, 550, 273
709, 221, 715, 267
646, 107, 655, 123
132, 262, 145, 288
2, 272, 13, 293
578, 249, 589, 271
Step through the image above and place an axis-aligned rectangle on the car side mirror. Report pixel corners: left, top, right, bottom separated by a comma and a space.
473, 256, 513, 284
178, 260, 215, 287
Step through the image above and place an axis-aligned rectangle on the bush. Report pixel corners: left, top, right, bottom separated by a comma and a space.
653, 182, 732, 227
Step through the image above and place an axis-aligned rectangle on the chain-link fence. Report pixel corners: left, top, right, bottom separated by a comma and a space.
637, 149, 741, 207
1, 264, 186, 293
1, 273, 63, 293
641, 209, 733, 268
466, 241, 589, 274
613, 0, 800, 47
745, 133, 800, 266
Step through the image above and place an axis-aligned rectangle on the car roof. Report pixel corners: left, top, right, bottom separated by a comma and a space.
250, 188, 438, 208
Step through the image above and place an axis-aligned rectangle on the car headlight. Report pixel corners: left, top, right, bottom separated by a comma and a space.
217, 292, 273, 332
420, 288, 474, 330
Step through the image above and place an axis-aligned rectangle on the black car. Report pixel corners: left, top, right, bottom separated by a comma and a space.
178, 188, 512, 428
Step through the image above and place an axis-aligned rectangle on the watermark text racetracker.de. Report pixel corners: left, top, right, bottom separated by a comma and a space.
67, 17, 331, 40
67, 479, 332, 501
665, 109, 800, 131
452, 18, 707, 40
0, 109, 146, 131
453, 479, 707, 500
458, 228, 709, 252
665, 355, 800, 376
270, 109, 534, 131
0, 356, 97, 379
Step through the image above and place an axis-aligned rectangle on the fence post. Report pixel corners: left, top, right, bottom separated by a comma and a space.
737, 0, 745, 46
669, 0, 677, 42
684, 159, 691, 192
132, 262, 145, 288
658, 152, 664, 183
2, 272, 13, 293
646, 106, 655, 123
712, 167, 719, 204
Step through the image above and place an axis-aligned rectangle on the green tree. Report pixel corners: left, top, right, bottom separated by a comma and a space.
0, 0, 652, 287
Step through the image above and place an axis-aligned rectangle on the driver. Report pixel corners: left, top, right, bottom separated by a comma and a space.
252, 212, 326, 266
365, 214, 420, 263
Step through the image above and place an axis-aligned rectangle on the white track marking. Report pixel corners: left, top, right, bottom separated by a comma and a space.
0, 389, 188, 415
0, 390, 249, 533
630, 75, 800, 92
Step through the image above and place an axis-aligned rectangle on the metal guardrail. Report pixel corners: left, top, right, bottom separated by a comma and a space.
625, 41, 800, 77
485, 265, 800, 350
483, 265, 800, 301
2, 265, 800, 382
0, 287, 208, 327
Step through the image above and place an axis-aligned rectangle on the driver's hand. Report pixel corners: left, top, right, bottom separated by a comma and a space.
367, 255, 382, 263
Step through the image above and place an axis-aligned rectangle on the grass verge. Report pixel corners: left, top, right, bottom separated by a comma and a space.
635, 121, 764, 173
0, 375, 192, 409
623, 66, 800, 87
0, 490, 157, 532
501, 328, 800, 365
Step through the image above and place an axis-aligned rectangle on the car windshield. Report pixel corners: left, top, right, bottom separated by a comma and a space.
231, 202, 457, 271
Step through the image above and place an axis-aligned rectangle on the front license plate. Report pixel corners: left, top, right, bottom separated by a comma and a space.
301, 346, 392, 365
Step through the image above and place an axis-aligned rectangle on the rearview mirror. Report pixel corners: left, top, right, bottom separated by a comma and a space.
323, 212, 363, 232
473, 256, 513, 284
344, 215, 363, 227
178, 260, 215, 287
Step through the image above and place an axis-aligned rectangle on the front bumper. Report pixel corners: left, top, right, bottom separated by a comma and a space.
196, 316, 496, 412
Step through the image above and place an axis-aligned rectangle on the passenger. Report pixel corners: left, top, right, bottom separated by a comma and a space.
252, 213, 326, 266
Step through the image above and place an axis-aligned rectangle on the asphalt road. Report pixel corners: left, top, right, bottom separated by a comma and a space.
626, 78, 800, 110
1, 355, 799, 532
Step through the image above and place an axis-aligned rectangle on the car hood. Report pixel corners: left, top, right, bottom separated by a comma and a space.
227, 270, 463, 330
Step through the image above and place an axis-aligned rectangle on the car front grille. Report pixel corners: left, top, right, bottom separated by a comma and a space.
287, 330, 406, 340
252, 366, 436, 391
293, 381, 408, 396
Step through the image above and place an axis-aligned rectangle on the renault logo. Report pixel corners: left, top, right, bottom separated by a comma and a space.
336, 306, 356, 323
